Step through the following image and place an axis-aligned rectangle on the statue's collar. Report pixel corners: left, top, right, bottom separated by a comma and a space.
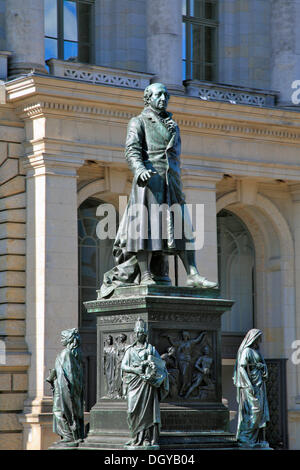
142, 106, 173, 120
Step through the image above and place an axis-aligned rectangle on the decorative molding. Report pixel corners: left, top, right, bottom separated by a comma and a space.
185, 80, 278, 107
47, 59, 153, 90
18, 100, 136, 120
98, 313, 143, 324
14, 100, 300, 146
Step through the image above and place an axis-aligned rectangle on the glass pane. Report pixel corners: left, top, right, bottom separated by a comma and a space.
205, 1, 217, 20
205, 64, 213, 81
45, 37, 58, 61
78, 219, 85, 239
64, 40, 78, 60
205, 26, 216, 63
182, 59, 187, 81
191, 62, 202, 80
80, 245, 97, 286
182, 22, 186, 60
83, 218, 97, 237
64, 0, 78, 41
191, 23, 202, 64
182, 0, 187, 15
78, 2, 91, 44
44, 0, 58, 38
190, 0, 202, 17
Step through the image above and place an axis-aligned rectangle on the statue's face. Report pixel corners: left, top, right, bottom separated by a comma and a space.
136, 331, 147, 343
61, 334, 68, 346
148, 84, 169, 111
106, 335, 113, 345
253, 336, 262, 349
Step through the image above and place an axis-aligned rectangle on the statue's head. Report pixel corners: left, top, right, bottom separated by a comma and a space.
116, 333, 127, 344
144, 82, 170, 112
105, 334, 113, 345
203, 345, 210, 355
134, 317, 148, 342
61, 328, 81, 350
182, 330, 190, 341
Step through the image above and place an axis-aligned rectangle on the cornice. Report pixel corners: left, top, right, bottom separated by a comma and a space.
12, 98, 300, 147
5, 74, 300, 147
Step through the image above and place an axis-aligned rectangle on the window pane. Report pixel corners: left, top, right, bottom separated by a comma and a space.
78, 2, 92, 44
182, 0, 187, 15
182, 60, 187, 81
205, 1, 217, 20
205, 26, 216, 63
190, 0, 202, 17
64, 0, 78, 41
182, 22, 186, 60
64, 40, 78, 60
80, 245, 97, 286
191, 23, 202, 65
191, 61, 202, 80
45, 37, 58, 61
44, 0, 57, 38
205, 64, 213, 81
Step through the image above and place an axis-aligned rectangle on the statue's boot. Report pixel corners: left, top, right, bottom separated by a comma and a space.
140, 271, 156, 285
186, 273, 218, 289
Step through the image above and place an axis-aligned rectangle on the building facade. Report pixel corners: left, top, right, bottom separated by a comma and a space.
1, 0, 300, 449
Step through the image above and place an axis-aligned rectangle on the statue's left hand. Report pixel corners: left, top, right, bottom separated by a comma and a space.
70, 421, 77, 432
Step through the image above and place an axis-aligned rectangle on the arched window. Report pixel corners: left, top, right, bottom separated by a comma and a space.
217, 209, 255, 333
78, 198, 115, 328
78, 197, 117, 410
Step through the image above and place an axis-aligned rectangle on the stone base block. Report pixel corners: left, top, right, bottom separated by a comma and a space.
83, 286, 235, 450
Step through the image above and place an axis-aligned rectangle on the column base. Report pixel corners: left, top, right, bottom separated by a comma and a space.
7, 61, 48, 80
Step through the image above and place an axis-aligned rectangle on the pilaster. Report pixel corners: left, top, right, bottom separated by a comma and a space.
181, 169, 223, 286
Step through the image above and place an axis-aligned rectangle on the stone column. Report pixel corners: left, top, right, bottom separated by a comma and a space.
5, 0, 47, 77
20, 159, 82, 450
146, 0, 184, 93
270, 0, 300, 105
180, 170, 222, 287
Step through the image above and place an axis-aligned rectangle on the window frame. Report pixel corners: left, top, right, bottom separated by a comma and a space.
182, 0, 219, 82
44, 0, 95, 64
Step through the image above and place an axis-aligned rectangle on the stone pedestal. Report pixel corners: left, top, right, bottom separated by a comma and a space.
81, 286, 236, 450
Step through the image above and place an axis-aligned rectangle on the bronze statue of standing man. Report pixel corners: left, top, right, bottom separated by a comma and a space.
100, 83, 217, 297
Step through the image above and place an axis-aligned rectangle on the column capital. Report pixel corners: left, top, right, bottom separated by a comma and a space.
23, 154, 85, 178
181, 168, 224, 191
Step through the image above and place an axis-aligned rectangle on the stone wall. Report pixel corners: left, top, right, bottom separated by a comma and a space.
0, 103, 27, 450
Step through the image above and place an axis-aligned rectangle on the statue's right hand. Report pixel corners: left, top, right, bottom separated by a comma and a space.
138, 170, 156, 184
